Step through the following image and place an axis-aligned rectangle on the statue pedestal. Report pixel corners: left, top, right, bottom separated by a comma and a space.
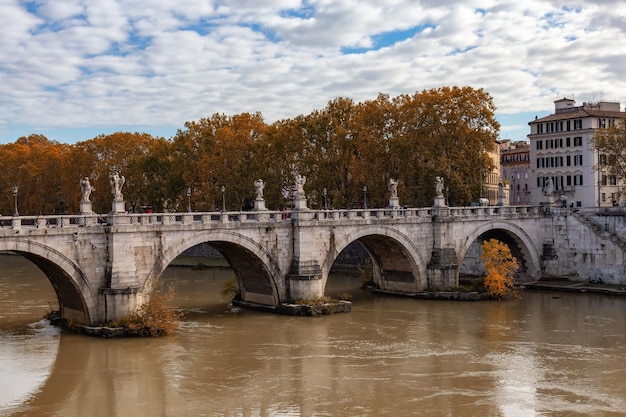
254, 199, 267, 211
497, 196, 506, 206
389, 197, 400, 208
433, 197, 446, 207
80, 201, 93, 214
111, 199, 126, 214
544, 195, 555, 205
294, 197, 308, 210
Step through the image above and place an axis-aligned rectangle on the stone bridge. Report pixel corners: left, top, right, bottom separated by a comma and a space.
1, 204, 623, 326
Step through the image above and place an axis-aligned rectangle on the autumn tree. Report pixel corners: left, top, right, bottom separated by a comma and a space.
390, 86, 499, 206
172, 112, 268, 212
480, 239, 520, 299
592, 118, 626, 200
0, 135, 70, 216
259, 117, 308, 209
66, 132, 164, 213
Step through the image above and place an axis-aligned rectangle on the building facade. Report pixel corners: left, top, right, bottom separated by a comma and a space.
527, 98, 624, 207
500, 140, 531, 205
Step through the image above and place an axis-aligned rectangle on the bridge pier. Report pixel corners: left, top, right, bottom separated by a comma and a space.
288, 209, 324, 301
427, 248, 459, 289
428, 207, 459, 289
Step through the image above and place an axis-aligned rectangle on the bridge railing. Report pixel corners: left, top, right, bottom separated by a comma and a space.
126, 210, 293, 226
0, 214, 104, 230
316, 207, 431, 220
0, 205, 545, 232
446, 205, 542, 217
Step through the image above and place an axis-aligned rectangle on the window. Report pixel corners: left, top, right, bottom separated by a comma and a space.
537, 158, 544, 168
566, 120, 571, 131
574, 119, 582, 130
566, 137, 571, 147
566, 155, 571, 166
599, 118, 606, 128
600, 154, 607, 165
556, 176, 563, 190
574, 175, 583, 186
602, 193, 606, 202
602, 175, 608, 186
610, 176, 617, 185
574, 136, 582, 146
556, 121, 563, 132
574, 155, 583, 166
536, 140, 543, 150
566, 175, 572, 186
537, 124, 544, 134
574, 155, 581, 166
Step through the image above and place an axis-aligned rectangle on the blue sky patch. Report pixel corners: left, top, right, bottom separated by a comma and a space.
341, 23, 435, 54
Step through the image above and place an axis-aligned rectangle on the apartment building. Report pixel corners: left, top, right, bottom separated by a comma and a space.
500, 140, 531, 205
527, 98, 624, 207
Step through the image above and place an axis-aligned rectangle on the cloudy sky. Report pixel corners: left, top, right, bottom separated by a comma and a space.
1, 0, 625, 144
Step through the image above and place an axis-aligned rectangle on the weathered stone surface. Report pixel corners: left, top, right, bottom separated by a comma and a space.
0, 205, 624, 326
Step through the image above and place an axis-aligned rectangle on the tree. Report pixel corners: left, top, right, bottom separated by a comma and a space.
67, 132, 162, 213
592, 118, 626, 200
0, 135, 70, 215
390, 86, 499, 206
480, 239, 520, 299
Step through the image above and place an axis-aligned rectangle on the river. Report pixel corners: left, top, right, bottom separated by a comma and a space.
1, 253, 626, 417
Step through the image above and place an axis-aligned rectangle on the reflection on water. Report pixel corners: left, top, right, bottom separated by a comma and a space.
1, 253, 626, 416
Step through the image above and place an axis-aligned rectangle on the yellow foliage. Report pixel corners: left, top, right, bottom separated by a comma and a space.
480, 239, 520, 299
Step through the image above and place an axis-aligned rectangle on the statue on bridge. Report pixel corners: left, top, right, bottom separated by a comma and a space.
254, 179, 265, 200
544, 177, 554, 196
295, 174, 306, 199
435, 176, 445, 199
388, 178, 398, 199
110, 171, 125, 201
80, 177, 95, 203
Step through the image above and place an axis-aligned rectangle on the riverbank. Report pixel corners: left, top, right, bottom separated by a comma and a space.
525, 278, 626, 296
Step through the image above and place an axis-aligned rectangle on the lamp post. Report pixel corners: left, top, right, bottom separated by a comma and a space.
363, 185, 368, 209
13, 185, 18, 217
323, 187, 328, 210
187, 187, 192, 212
221, 184, 226, 212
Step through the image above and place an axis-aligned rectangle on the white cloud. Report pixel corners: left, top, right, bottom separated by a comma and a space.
0, 0, 625, 143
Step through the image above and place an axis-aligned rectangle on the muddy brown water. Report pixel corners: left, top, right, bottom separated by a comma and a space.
1, 253, 625, 416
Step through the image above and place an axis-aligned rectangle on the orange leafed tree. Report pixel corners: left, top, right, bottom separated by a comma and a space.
480, 239, 520, 299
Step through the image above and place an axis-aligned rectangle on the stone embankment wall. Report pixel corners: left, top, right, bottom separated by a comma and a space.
544, 209, 626, 284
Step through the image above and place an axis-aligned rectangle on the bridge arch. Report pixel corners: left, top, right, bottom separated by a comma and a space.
458, 220, 542, 280
323, 225, 427, 294
0, 239, 95, 325
145, 230, 284, 307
